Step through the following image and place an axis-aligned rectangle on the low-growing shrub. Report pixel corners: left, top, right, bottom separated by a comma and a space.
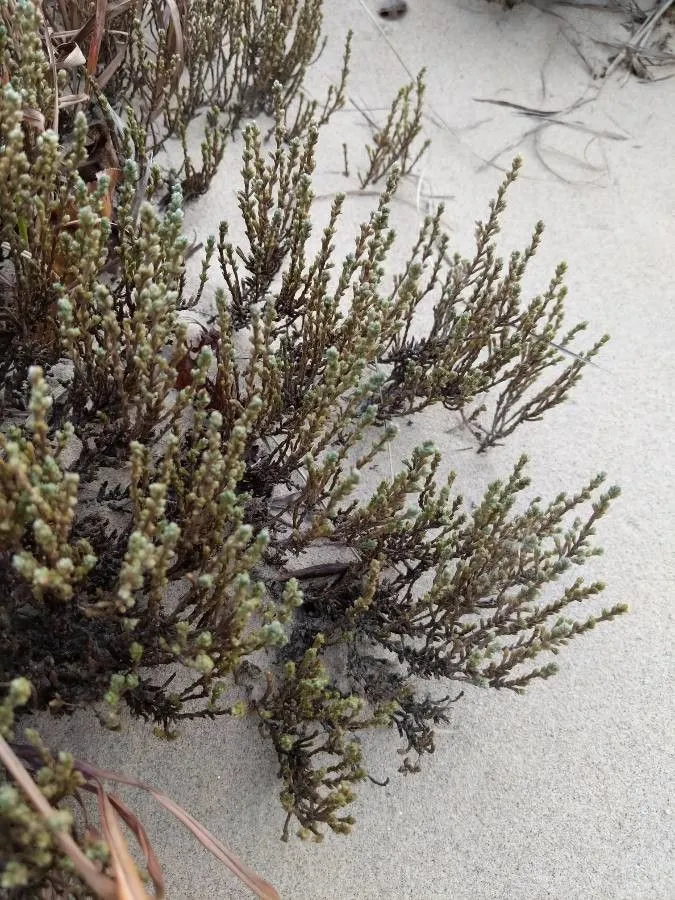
0, 0, 625, 894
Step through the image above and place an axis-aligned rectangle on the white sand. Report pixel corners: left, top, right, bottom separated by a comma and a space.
37, 2, 675, 897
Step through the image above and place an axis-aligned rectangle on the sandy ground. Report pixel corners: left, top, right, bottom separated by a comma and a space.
36, 1, 674, 898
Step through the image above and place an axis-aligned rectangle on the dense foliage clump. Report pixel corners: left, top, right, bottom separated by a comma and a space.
0, 0, 625, 895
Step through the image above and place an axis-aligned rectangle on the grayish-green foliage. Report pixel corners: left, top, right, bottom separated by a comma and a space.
0, 0, 625, 893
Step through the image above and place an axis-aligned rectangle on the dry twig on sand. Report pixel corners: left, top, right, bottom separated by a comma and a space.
602, 0, 675, 77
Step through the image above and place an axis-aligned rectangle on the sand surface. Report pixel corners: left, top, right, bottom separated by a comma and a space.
37, 2, 674, 898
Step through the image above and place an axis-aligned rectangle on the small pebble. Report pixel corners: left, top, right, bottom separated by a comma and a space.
378, 0, 408, 19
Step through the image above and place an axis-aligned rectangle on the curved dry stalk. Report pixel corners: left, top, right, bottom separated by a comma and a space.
87, 0, 110, 75
0, 736, 118, 899
604, 0, 675, 78
7, 742, 281, 900
97, 788, 152, 899
78, 761, 281, 900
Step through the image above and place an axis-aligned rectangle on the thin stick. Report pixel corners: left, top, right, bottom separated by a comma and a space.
603, 0, 675, 78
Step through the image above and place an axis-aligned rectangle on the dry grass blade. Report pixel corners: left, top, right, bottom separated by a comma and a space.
0, 736, 117, 899
163, 0, 184, 66
604, 0, 675, 78
97, 786, 151, 900
474, 97, 566, 117
41, 19, 60, 130
98, 33, 128, 89
69, 0, 135, 47
148, 0, 185, 121
58, 92, 90, 108
9, 740, 276, 898
476, 97, 627, 141
87, 0, 110, 75
147, 791, 281, 900
74, 760, 280, 900
105, 791, 167, 899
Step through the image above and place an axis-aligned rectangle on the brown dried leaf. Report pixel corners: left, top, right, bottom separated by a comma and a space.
97, 167, 123, 219
87, 0, 110, 75
67, 0, 135, 48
